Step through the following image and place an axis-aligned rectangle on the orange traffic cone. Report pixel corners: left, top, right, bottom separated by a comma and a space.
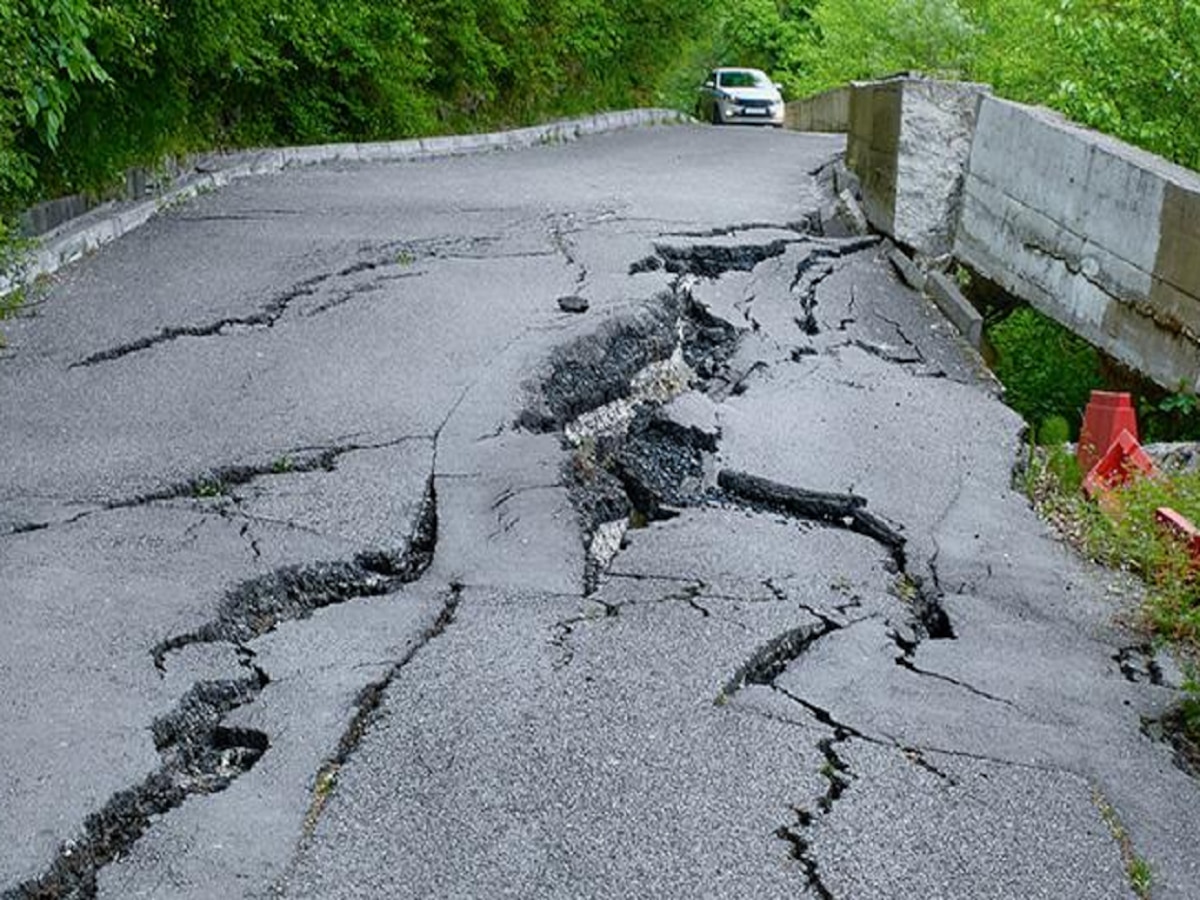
1155, 507, 1200, 565
1081, 429, 1158, 500
1078, 391, 1140, 473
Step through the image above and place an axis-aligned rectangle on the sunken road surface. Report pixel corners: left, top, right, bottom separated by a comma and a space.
1, 125, 1196, 899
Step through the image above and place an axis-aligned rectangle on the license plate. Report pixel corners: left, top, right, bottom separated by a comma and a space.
741, 108, 767, 115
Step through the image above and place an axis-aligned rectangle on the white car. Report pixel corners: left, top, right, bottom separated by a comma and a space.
696, 68, 785, 127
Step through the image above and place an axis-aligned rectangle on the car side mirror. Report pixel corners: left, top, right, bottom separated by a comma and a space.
704, 80, 715, 89
774, 83, 785, 93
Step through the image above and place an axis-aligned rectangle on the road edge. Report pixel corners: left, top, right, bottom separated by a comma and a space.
0, 108, 689, 299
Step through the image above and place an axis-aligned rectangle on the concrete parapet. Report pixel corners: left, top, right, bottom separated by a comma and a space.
955, 96, 1200, 391
784, 87, 851, 133
847, 77, 988, 258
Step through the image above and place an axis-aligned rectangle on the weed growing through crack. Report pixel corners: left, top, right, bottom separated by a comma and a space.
1094, 789, 1153, 900
304, 766, 340, 835
892, 573, 919, 603
192, 478, 226, 499
270, 455, 295, 474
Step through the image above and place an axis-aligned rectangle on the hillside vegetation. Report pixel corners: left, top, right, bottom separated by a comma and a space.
0, 0, 711, 233
2, 0, 1197, 245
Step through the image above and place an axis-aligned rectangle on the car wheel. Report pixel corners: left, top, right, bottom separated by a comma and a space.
710, 104, 722, 126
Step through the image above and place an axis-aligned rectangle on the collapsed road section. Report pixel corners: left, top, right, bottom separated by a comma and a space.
3, 126, 1198, 900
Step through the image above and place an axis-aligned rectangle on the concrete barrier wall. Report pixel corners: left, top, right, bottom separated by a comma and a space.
846, 80, 903, 239
846, 77, 987, 258
784, 87, 851, 133
831, 77, 1200, 391
956, 97, 1200, 392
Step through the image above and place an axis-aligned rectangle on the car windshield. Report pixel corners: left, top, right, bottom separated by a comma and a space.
718, 70, 768, 89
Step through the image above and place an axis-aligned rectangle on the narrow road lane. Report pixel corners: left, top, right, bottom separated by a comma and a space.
1, 125, 1196, 899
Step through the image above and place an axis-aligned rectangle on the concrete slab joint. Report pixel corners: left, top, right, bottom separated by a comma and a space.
926, 270, 983, 348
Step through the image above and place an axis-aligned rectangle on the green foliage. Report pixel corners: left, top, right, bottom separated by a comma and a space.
1050, 0, 1200, 170
1183, 668, 1200, 733
1089, 472, 1200, 646
1027, 447, 1200, 649
1141, 389, 1200, 443
0, 0, 715, 222
799, 0, 976, 91
655, 0, 817, 104
1037, 415, 1071, 447
987, 306, 1104, 438
770, 0, 1200, 171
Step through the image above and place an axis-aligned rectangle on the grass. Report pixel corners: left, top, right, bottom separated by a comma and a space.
1024, 440, 1200, 771
1094, 788, 1153, 900
1023, 443, 1200, 647
0, 222, 33, 347
0, 285, 24, 347
192, 478, 226, 499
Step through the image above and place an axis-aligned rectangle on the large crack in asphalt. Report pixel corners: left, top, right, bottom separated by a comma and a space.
789, 237, 880, 336
2, 436, 432, 539
716, 469, 906, 567
8, 468, 441, 899
516, 231, 979, 896
4, 663, 271, 900
302, 583, 462, 835
526, 230, 995, 896
150, 473, 436, 667
7, 422, 455, 898
14, 221, 985, 896
70, 236, 503, 368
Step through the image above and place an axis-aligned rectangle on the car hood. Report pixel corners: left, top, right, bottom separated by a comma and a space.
721, 86, 781, 102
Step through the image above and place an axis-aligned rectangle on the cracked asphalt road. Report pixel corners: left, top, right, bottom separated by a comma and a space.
2, 125, 1198, 899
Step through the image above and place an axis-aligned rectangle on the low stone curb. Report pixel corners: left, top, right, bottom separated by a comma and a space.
1, 108, 688, 298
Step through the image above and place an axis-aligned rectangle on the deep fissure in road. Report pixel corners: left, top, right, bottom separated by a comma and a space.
5, 665, 271, 900
70, 236, 495, 368
516, 233, 972, 897
152, 474, 438, 666
12, 225, 977, 898
8, 459, 442, 899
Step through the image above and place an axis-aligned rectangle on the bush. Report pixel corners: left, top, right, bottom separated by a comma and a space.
0, 0, 718, 221
986, 306, 1105, 438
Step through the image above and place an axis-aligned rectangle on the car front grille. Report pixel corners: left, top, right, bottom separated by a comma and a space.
737, 98, 774, 109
